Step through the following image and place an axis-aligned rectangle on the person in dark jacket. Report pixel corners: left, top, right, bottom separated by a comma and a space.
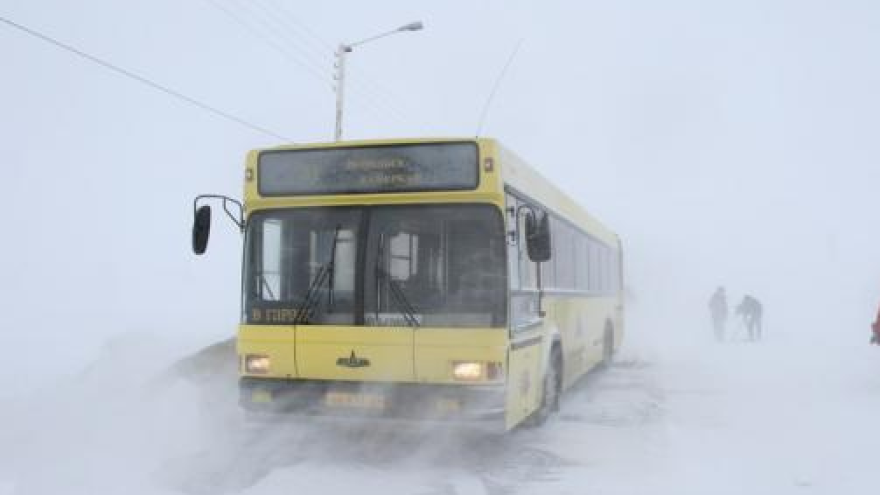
708, 287, 728, 341
735, 295, 763, 341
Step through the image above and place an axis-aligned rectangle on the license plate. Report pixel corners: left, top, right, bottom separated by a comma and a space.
251, 389, 273, 403
324, 391, 386, 410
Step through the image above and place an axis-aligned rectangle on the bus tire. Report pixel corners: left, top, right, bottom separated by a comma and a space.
601, 323, 615, 368
525, 345, 562, 427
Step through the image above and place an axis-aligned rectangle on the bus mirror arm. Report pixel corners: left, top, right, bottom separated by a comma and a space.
191, 194, 244, 255
537, 263, 547, 318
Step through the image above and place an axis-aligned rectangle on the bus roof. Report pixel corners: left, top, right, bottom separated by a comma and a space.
261, 136, 474, 151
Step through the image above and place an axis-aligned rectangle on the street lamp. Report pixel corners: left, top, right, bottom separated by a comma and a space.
334, 21, 424, 141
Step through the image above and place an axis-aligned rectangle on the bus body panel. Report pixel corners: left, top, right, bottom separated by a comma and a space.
505, 331, 545, 429
237, 325, 298, 378
543, 295, 593, 383
296, 325, 414, 382
542, 295, 619, 389
412, 328, 508, 384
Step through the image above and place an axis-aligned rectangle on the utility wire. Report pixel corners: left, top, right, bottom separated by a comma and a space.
243, 0, 418, 129
259, 0, 403, 104
258, 1, 409, 104
206, 0, 331, 83
208, 0, 406, 128
251, 0, 426, 133
208, 0, 419, 132
259, 0, 335, 52
0, 14, 292, 141
247, 0, 331, 72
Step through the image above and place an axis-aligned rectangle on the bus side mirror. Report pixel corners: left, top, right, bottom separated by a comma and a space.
526, 212, 551, 262
192, 205, 212, 255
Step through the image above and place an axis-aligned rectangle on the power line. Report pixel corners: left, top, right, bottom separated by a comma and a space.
207, 0, 414, 129
254, 0, 408, 106
207, 0, 421, 133
205, 0, 331, 84
239, 0, 420, 129
246, 0, 427, 133
259, 0, 335, 52
0, 14, 292, 141
257, 0, 422, 109
247, 0, 332, 73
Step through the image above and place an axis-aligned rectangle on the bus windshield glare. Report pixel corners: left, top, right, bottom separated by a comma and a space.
243, 204, 506, 327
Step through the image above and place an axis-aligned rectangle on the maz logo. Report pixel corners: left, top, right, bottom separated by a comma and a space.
336, 350, 370, 368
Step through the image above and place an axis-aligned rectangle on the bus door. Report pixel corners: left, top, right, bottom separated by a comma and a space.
505, 194, 545, 426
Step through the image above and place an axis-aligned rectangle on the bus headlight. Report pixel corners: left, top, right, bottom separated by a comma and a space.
245, 354, 270, 374
453, 361, 483, 381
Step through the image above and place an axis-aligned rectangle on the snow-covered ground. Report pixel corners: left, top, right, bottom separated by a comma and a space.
1, 323, 877, 495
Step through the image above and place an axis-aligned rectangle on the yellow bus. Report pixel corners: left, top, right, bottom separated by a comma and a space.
192, 137, 623, 431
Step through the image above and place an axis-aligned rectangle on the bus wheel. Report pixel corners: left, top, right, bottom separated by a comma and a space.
526, 346, 561, 427
601, 325, 614, 368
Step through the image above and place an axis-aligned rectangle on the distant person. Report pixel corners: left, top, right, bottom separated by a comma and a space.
708, 287, 728, 341
735, 295, 763, 341
871, 302, 880, 345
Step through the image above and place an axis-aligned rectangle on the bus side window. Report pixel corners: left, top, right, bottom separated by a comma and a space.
601, 245, 610, 294
587, 239, 599, 293
576, 234, 588, 291
541, 216, 556, 289
554, 221, 574, 290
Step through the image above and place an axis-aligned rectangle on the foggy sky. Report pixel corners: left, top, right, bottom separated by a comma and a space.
1, 0, 878, 392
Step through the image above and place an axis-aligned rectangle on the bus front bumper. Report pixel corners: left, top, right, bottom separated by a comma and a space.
239, 377, 506, 423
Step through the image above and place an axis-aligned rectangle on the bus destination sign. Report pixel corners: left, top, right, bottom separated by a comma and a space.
258, 142, 478, 196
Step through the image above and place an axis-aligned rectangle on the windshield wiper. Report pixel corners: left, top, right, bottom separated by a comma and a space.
374, 232, 420, 328
294, 224, 340, 324
326, 225, 340, 311
258, 274, 276, 300
383, 270, 420, 327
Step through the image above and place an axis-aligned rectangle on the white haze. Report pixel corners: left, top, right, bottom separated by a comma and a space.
1, 0, 878, 493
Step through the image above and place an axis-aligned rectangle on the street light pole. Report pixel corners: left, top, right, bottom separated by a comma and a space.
333, 21, 423, 141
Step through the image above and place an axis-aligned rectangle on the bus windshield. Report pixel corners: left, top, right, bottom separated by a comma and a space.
243, 204, 506, 327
